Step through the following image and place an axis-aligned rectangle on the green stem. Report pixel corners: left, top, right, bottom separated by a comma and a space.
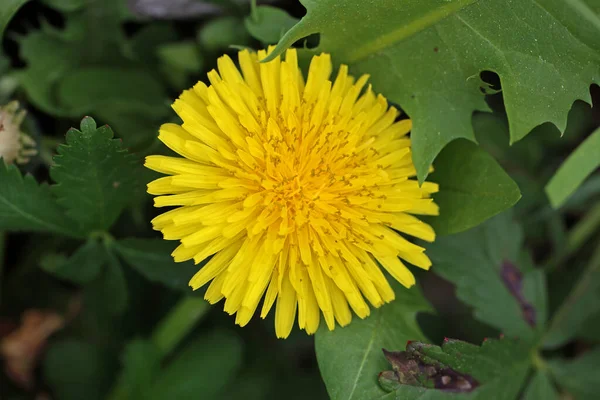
531, 350, 547, 371
106, 296, 209, 400
151, 295, 209, 357
544, 202, 600, 270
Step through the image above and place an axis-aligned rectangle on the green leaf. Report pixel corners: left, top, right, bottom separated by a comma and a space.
56, 67, 168, 116
245, 5, 299, 44
543, 246, 600, 349
114, 238, 198, 291
549, 348, 600, 400
43, 339, 111, 400
197, 16, 252, 52
111, 339, 161, 400
85, 250, 129, 315
50, 117, 143, 234
150, 330, 243, 400
17, 7, 129, 115
269, 0, 600, 181
0, 161, 77, 237
40, 0, 87, 12
426, 139, 521, 235
425, 212, 547, 342
546, 127, 600, 208
523, 371, 559, 400
315, 284, 432, 400
157, 41, 203, 72
40, 239, 105, 284
379, 339, 531, 400
0, 0, 29, 39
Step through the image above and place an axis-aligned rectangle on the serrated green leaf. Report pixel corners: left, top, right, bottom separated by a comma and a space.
425, 212, 547, 342
43, 339, 111, 400
425, 139, 521, 235
379, 339, 531, 400
0, 0, 29, 39
316, 284, 432, 400
269, 0, 600, 181
150, 330, 243, 400
546, 127, 600, 208
40, 239, 105, 284
549, 348, 600, 400
245, 5, 299, 44
111, 339, 161, 400
114, 238, 198, 291
197, 16, 252, 52
0, 161, 78, 237
50, 117, 142, 233
543, 246, 600, 349
523, 371, 559, 400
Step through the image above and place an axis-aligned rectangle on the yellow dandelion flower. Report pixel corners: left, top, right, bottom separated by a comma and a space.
145, 48, 439, 338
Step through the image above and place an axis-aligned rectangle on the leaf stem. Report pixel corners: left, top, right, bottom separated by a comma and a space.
151, 295, 209, 357
531, 350, 547, 371
544, 202, 600, 271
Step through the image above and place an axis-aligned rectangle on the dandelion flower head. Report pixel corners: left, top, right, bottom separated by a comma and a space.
145, 48, 439, 338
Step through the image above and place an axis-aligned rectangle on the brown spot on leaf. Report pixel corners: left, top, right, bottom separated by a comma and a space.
380, 343, 479, 393
434, 47, 439, 53
500, 260, 536, 327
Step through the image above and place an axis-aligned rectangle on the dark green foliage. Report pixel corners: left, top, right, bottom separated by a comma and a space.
114, 238, 199, 291
549, 348, 600, 400
43, 339, 112, 400
426, 212, 547, 342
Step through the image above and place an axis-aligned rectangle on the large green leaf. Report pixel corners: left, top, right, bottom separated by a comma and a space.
315, 284, 432, 400
50, 117, 143, 234
43, 339, 111, 400
269, 0, 600, 180
426, 139, 521, 235
245, 5, 299, 44
0, 0, 29, 38
114, 238, 199, 291
548, 348, 600, 400
150, 330, 243, 400
425, 212, 547, 342
378, 339, 531, 400
546, 127, 600, 208
0, 161, 77, 237
543, 246, 600, 348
